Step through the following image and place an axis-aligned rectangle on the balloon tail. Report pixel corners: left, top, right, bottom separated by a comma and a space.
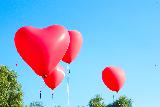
52, 91, 54, 99
67, 65, 70, 74
52, 93, 53, 99
112, 95, 115, 107
40, 91, 41, 99
113, 95, 114, 102
40, 80, 44, 100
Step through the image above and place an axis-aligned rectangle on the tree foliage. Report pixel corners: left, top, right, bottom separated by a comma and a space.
88, 95, 132, 107
89, 95, 106, 107
54, 105, 61, 107
0, 65, 23, 107
111, 96, 132, 107
29, 101, 44, 107
0, 65, 132, 107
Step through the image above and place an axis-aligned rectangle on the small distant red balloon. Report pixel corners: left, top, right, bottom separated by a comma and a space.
102, 66, 126, 92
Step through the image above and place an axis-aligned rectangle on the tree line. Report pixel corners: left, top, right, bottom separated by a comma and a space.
0, 66, 132, 107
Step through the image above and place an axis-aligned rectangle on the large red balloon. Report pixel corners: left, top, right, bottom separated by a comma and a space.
62, 30, 83, 64
14, 25, 70, 76
102, 66, 126, 92
43, 64, 65, 90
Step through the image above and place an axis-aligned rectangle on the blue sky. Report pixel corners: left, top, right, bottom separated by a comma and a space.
0, 0, 160, 106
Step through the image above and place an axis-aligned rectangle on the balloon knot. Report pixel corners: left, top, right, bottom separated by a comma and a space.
42, 75, 47, 78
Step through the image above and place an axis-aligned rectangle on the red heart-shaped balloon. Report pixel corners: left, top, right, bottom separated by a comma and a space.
62, 30, 83, 64
14, 25, 70, 76
43, 64, 65, 90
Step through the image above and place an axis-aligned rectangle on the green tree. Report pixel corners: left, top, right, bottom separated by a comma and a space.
0, 65, 23, 107
54, 105, 61, 107
106, 104, 112, 107
112, 96, 132, 107
29, 101, 44, 107
88, 95, 106, 107
106, 96, 132, 107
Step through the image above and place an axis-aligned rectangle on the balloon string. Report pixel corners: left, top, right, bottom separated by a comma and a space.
67, 78, 70, 105
51, 90, 54, 106
40, 91, 42, 99
40, 79, 45, 99
66, 64, 70, 105
113, 95, 114, 107
113, 95, 114, 102
52, 90, 54, 99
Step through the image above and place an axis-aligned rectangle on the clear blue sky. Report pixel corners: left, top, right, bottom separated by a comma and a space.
0, 0, 160, 106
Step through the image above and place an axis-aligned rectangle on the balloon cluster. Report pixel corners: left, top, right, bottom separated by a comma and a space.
14, 25, 83, 90
14, 24, 126, 96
